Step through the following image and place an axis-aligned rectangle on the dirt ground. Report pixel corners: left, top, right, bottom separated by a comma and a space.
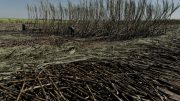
0, 25, 180, 100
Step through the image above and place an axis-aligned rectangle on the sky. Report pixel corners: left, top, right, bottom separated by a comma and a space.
0, 0, 179, 19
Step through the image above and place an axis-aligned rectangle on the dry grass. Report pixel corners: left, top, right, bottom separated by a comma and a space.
0, 25, 179, 101
0, 34, 179, 100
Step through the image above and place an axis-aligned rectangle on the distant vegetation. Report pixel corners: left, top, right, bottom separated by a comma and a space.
0, 18, 28, 23
21, 0, 180, 39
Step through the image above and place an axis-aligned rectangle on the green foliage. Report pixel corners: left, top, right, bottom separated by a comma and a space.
0, 18, 33, 23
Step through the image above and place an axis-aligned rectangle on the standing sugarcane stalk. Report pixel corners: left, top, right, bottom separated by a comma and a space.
27, 0, 180, 40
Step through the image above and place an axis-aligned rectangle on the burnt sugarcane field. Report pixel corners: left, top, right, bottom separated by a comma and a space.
0, 0, 180, 101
